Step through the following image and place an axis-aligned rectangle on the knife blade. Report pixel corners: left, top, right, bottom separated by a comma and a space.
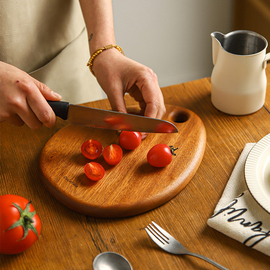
48, 101, 178, 133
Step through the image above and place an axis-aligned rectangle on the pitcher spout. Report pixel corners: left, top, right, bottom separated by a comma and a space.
211, 32, 224, 66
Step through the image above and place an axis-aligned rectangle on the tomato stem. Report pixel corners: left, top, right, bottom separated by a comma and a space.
24, 216, 34, 223
6, 201, 39, 240
169, 146, 178, 156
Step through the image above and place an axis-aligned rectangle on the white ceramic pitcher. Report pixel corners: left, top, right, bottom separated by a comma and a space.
211, 30, 270, 115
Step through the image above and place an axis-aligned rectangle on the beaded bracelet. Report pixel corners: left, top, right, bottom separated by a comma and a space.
87, 44, 125, 76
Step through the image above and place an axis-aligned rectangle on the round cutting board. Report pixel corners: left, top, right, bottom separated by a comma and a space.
40, 105, 206, 218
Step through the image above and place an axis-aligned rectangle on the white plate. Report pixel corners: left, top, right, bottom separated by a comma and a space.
245, 134, 270, 213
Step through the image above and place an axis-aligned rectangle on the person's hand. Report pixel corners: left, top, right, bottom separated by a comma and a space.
93, 49, 166, 119
0, 61, 62, 129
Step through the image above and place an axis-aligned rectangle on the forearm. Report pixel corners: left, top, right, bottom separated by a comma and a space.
79, 0, 116, 54
79, 0, 165, 120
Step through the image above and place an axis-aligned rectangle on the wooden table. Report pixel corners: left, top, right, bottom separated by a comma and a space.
1, 67, 270, 270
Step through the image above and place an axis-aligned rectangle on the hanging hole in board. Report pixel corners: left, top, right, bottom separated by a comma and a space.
171, 111, 190, 123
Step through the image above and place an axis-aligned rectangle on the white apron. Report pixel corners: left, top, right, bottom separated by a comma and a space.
0, 0, 103, 104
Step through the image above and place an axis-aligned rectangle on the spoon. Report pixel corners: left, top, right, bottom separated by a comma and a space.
93, 251, 133, 270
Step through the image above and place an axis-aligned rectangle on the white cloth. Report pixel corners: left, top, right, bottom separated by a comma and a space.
207, 143, 270, 257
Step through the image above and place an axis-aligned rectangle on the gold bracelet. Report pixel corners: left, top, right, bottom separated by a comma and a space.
87, 44, 125, 76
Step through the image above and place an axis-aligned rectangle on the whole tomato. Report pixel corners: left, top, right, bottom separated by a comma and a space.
0, 195, 41, 254
119, 131, 141, 150
147, 144, 178, 167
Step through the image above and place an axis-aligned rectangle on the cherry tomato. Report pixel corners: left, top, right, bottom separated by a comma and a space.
0, 195, 41, 254
119, 131, 142, 150
84, 162, 105, 181
81, 139, 102, 160
103, 144, 123, 165
147, 144, 178, 167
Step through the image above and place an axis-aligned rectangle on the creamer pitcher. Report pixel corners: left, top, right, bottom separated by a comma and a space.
211, 30, 270, 115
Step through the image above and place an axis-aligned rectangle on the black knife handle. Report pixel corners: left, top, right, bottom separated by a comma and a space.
48, 101, 69, 120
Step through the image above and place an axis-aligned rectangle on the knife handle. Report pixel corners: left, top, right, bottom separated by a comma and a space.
48, 101, 69, 120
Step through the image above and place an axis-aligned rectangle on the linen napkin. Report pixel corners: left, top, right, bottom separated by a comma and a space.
207, 143, 270, 256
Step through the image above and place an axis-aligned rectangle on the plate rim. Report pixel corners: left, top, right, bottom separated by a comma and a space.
245, 133, 270, 214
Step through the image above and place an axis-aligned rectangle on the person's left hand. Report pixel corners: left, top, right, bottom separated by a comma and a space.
92, 48, 166, 120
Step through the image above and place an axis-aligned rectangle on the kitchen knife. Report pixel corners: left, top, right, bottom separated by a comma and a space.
48, 101, 178, 133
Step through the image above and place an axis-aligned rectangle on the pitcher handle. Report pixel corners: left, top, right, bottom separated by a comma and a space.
263, 52, 270, 68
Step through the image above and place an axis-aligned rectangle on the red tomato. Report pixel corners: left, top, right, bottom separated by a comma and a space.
84, 162, 105, 181
119, 131, 142, 150
0, 195, 41, 254
147, 144, 178, 167
103, 144, 123, 165
81, 139, 102, 160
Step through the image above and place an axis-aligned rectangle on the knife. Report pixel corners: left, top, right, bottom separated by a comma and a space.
48, 101, 178, 133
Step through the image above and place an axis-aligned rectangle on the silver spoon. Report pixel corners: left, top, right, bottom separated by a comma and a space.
93, 252, 133, 270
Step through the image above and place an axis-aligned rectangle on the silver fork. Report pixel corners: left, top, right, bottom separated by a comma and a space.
145, 221, 228, 270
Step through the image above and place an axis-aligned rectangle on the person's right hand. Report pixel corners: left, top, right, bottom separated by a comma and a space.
0, 61, 62, 129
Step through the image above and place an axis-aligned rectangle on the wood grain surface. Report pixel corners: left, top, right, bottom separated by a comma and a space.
1, 66, 270, 269
39, 105, 206, 218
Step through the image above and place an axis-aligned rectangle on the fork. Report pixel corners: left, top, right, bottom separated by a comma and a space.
145, 221, 228, 270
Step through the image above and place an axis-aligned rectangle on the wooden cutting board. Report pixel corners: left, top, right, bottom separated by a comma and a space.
39, 105, 206, 218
